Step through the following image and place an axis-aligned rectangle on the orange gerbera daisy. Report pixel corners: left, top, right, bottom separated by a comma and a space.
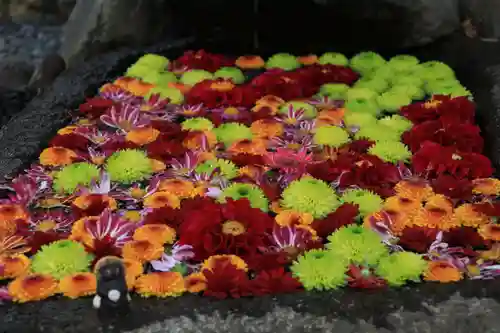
275, 210, 314, 226
133, 224, 176, 245
297, 55, 318, 65
383, 196, 422, 214
125, 126, 160, 146
125, 79, 154, 96
0, 254, 30, 279
201, 255, 248, 272
423, 261, 462, 282
8, 274, 58, 302
472, 178, 500, 196
255, 95, 285, 108
227, 138, 268, 155
184, 272, 207, 293
250, 119, 284, 139
135, 272, 186, 298
412, 195, 459, 230
123, 258, 143, 290
39, 147, 78, 166
58, 273, 97, 299
0, 204, 29, 235
69, 217, 92, 245
143, 191, 180, 209
394, 180, 434, 202
235, 55, 265, 69
453, 203, 491, 227
183, 130, 217, 150
158, 179, 197, 199
122, 240, 163, 262
478, 224, 500, 241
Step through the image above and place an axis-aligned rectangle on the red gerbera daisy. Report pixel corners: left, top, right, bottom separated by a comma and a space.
202, 257, 251, 299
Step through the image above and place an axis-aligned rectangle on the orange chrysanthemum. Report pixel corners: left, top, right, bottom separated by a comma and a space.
133, 224, 176, 245
0, 204, 29, 235
0, 254, 30, 279
58, 273, 97, 299
298, 55, 318, 65
472, 178, 500, 196
255, 95, 285, 108
275, 210, 314, 226
210, 80, 234, 92
250, 119, 284, 139
8, 274, 58, 302
237, 165, 266, 181
235, 55, 265, 69
39, 147, 78, 166
364, 209, 411, 235
478, 224, 500, 241
135, 272, 186, 298
383, 196, 422, 214
412, 205, 459, 230
143, 191, 180, 209
201, 255, 248, 272
423, 261, 462, 282
150, 159, 167, 173
453, 203, 491, 228
123, 258, 144, 290
315, 109, 345, 127
158, 179, 197, 199
183, 130, 217, 150
122, 240, 164, 263
57, 125, 78, 135
270, 201, 284, 214
125, 126, 160, 146
126, 79, 155, 96
227, 138, 268, 155
184, 272, 207, 293
394, 180, 434, 202
72, 194, 117, 211
69, 217, 92, 245
479, 244, 500, 261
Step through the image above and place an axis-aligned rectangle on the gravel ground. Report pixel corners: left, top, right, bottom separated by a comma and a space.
0, 22, 62, 64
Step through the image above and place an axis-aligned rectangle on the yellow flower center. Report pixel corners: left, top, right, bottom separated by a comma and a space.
285, 118, 298, 125
92, 156, 105, 165
123, 211, 142, 223
36, 220, 57, 232
287, 143, 302, 150
223, 107, 239, 116
221, 220, 246, 236
118, 120, 133, 131
424, 100, 442, 109
130, 188, 146, 199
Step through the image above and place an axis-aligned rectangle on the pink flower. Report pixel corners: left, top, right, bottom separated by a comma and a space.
100, 85, 139, 103
275, 105, 306, 127
28, 210, 75, 234
0, 287, 11, 304
84, 209, 136, 248
100, 103, 150, 133
73, 126, 114, 146
150, 243, 195, 272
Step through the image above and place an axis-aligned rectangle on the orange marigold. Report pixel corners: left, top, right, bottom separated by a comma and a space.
133, 224, 176, 245
453, 204, 490, 228
184, 272, 207, 293
123, 258, 144, 290
143, 191, 180, 209
158, 179, 197, 199
394, 180, 434, 202
201, 255, 248, 272
122, 240, 164, 262
39, 147, 77, 166
135, 272, 186, 298
423, 261, 463, 282
275, 210, 314, 226
0, 204, 29, 236
126, 127, 160, 146
472, 178, 500, 196
58, 273, 97, 299
478, 224, 500, 241
0, 254, 30, 279
227, 138, 268, 155
8, 274, 58, 302
250, 119, 284, 139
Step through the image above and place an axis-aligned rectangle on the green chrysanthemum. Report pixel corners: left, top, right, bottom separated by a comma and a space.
343, 112, 377, 128
346, 88, 378, 102
416, 61, 455, 82
30, 240, 94, 280
340, 189, 383, 217
266, 53, 301, 71
181, 117, 214, 131
279, 101, 317, 119
195, 158, 239, 180
345, 88, 380, 114
146, 86, 184, 104
141, 71, 177, 86
313, 125, 350, 147
377, 115, 413, 135
387, 55, 419, 73
388, 85, 425, 101
426, 80, 472, 98
218, 183, 269, 212
377, 91, 412, 113
52, 162, 100, 194
390, 75, 423, 88
375, 252, 428, 286
354, 124, 401, 142
291, 249, 348, 291
281, 177, 340, 219
125, 64, 153, 79
180, 69, 214, 85
368, 141, 412, 164
354, 77, 389, 94
214, 123, 253, 147
214, 67, 246, 84
318, 52, 349, 66
326, 225, 388, 266
369, 65, 394, 81
134, 54, 170, 70
105, 149, 153, 184
350, 52, 386, 75
317, 83, 350, 99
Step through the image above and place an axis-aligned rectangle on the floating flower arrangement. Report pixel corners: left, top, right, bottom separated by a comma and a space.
1, 49, 499, 303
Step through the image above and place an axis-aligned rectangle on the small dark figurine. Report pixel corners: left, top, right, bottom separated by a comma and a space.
93, 256, 131, 314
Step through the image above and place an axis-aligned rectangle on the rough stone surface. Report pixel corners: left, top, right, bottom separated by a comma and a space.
461, 0, 500, 39
2, 0, 75, 23
59, 0, 173, 68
